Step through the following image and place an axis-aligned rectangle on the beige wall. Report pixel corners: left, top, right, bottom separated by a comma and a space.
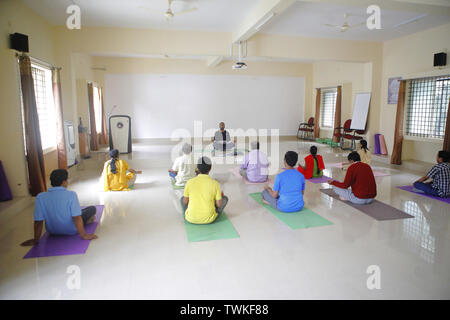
72, 53, 95, 151
0, 0, 56, 197
381, 22, 450, 164
311, 61, 373, 140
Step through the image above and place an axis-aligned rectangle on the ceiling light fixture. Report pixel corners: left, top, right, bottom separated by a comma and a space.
255, 12, 276, 31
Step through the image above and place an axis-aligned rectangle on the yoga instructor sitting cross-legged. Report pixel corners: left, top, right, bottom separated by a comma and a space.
211, 122, 235, 152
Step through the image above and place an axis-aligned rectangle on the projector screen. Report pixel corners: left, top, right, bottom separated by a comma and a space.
104, 74, 305, 139
350, 92, 371, 131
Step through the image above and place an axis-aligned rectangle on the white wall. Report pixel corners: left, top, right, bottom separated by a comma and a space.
105, 73, 305, 139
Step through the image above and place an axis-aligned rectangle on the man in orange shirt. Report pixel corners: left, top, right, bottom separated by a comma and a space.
327, 151, 377, 204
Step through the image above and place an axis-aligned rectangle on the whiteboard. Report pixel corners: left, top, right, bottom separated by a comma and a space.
105, 74, 305, 138
350, 92, 371, 131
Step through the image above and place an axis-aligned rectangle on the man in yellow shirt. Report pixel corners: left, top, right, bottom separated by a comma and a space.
180, 156, 228, 224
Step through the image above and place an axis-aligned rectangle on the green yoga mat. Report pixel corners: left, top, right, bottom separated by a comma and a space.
184, 213, 240, 242
249, 192, 332, 230
170, 178, 185, 189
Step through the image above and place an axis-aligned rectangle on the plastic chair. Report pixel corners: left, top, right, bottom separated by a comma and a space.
333, 119, 353, 150
297, 117, 314, 140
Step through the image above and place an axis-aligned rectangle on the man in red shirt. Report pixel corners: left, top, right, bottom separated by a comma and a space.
327, 151, 377, 204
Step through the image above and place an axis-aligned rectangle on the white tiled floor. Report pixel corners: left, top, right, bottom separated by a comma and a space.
0, 139, 449, 299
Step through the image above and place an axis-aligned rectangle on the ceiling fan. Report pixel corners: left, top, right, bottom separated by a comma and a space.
163, 0, 198, 20
322, 13, 365, 32
139, 0, 198, 20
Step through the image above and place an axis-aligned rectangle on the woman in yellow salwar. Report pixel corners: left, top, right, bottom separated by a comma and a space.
103, 149, 141, 191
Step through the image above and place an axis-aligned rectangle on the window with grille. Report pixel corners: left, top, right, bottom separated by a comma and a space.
320, 88, 337, 128
31, 63, 57, 151
405, 75, 450, 139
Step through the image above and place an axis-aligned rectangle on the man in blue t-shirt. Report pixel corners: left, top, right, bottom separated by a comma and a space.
21, 169, 98, 247
262, 151, 305, 212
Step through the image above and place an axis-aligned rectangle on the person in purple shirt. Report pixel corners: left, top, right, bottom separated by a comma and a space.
240, 141, 269, 183
21, 169, 98, 247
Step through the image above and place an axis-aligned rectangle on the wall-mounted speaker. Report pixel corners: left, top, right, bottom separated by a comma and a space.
434, 52, 447, 67
9, 33, 29, 53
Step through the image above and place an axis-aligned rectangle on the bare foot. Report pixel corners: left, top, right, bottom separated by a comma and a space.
261, 199, 271, 205
339, 196, 347, 201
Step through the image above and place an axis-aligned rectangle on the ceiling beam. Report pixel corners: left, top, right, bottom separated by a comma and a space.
232, 0, 296, 44
296, 0, 450, 11
206, 56, 224, 68
392, 0, 450, 7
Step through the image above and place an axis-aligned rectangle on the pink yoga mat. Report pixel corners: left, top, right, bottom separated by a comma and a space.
329, 163, 390, 177
379, 134, 388, 155
229, 167, 273, 185
23, 205, 104, 259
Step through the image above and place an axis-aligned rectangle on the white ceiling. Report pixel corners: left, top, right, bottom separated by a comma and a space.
261, 1, 450, 41
20, 0, 450, 41
21, 0, 261, 32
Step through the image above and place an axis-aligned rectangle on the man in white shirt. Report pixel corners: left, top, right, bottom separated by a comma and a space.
169, 143, 197, 186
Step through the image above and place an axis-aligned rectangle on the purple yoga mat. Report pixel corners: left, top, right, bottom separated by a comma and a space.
308, 176, 332, 184
0, 161, 12, 201
374, 134, 381, 155
23, 205, 104, 259
397, 186, 450, 204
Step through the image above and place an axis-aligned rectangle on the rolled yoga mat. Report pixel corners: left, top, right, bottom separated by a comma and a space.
184, 212, 239, 242
0, 161, 12, 201
374, 134, 381, 155
229, 167, 273, 185
397, 186, 450, 204
379, 134, 388, 155
320, 189, 413, 221
23, 205, 104, 259
249, 192, 332, 230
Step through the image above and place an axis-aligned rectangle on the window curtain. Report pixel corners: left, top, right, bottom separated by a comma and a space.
87, 83, 98, 151
18, 55, 47, 196
391, 80, 407, 165
52, 68, 67, 170
314, 88, 321, 138
332, 86, 342, 143
98, 87, 109, 145
444, 96, 450, 152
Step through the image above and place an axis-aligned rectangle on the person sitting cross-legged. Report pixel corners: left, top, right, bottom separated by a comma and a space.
180, 156, 228, 224
297, 145, 325, 179
327, 151, 377, 204
21, 169, 98, 246
211, 122, 235, 153
240, 141, 269, 183
102, 149, 141, 191
413, 150, 450, 198
261, 151, 305, 212
169, 143, 197, 187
